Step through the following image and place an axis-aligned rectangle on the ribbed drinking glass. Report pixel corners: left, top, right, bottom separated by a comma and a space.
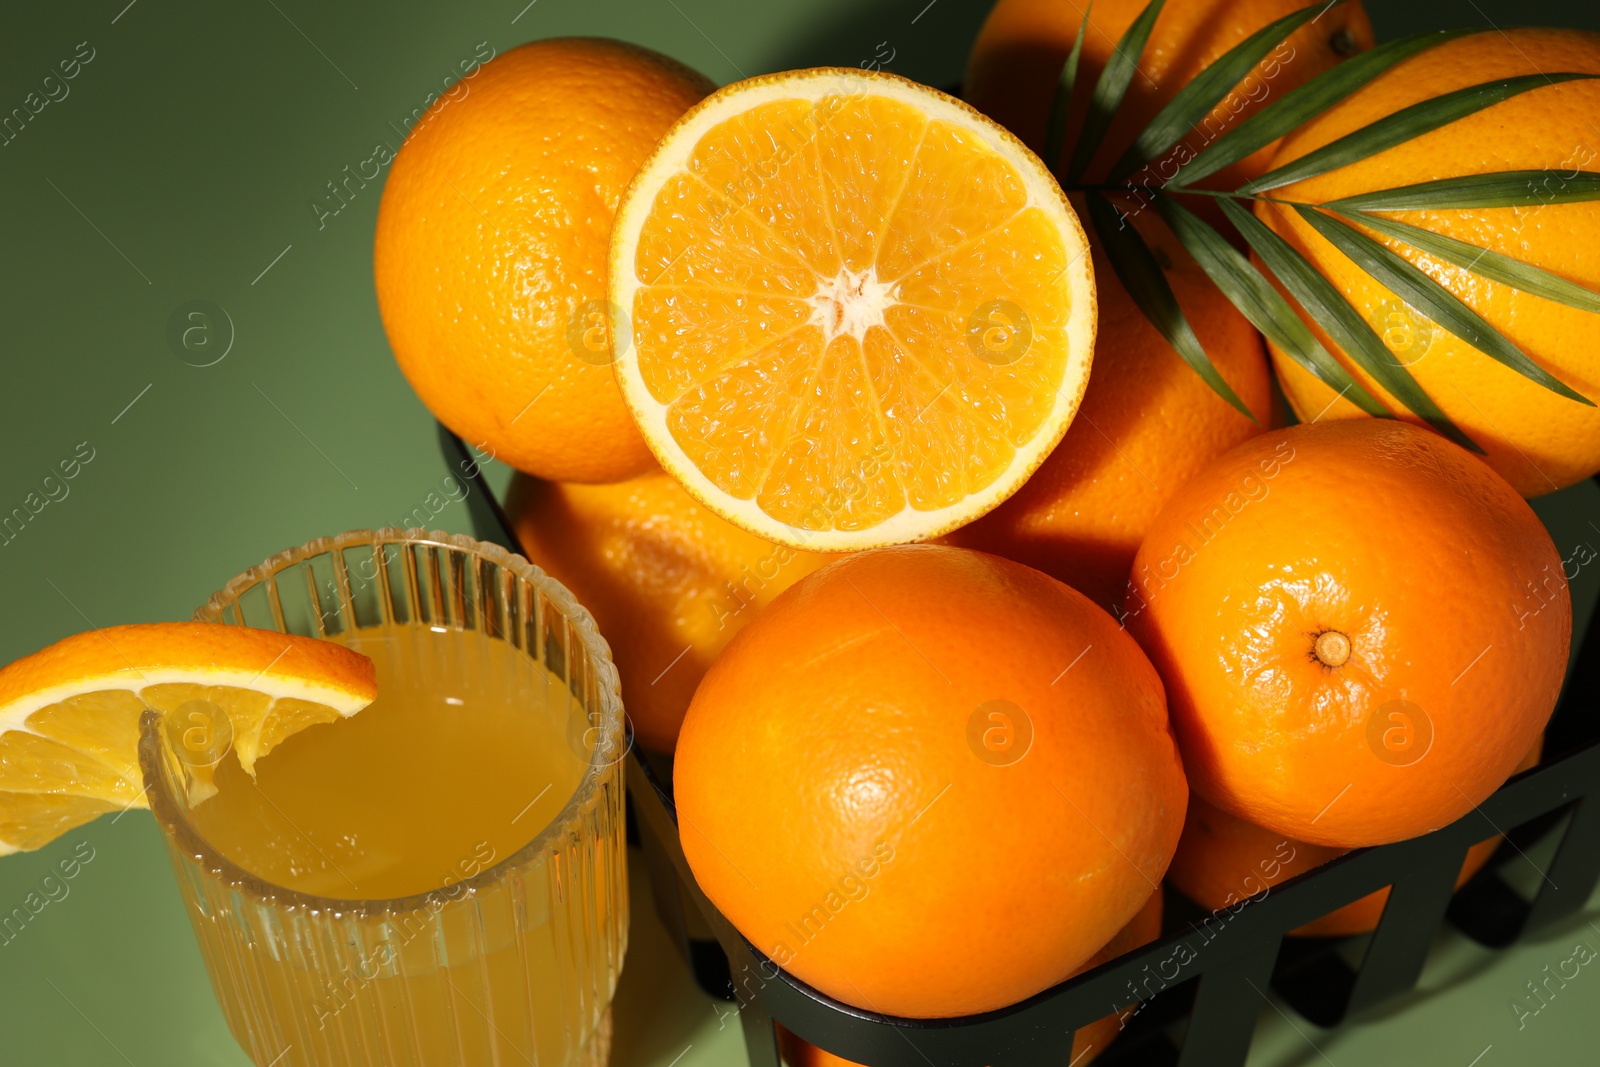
138, 528, 627, 1067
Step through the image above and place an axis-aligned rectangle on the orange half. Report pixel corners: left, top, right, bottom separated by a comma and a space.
610, 68, 1097, 551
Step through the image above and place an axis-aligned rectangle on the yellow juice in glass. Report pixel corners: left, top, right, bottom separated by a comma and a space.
193, 624, 587, 900
143, 531, 627, 1067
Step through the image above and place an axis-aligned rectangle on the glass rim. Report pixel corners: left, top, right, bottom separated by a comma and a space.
138, 526, 627, 918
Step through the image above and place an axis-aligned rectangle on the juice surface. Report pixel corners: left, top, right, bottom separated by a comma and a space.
190, 624, 589, 899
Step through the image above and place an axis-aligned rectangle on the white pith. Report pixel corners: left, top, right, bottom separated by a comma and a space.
810, 267, 892, 342
609, 69, 1097, 551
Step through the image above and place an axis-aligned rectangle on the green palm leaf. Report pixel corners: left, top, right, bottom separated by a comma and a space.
1044, 4, 1094, 181
1087, 192, 1255, 419
1324, 170, 1600, 211
1170, 30, 1470, 189
1336, 209, 1600, 314
1034, 3, 1595, 448
1154, 194, 1387, 415
1241, 73, 1598, 194
1064, 0, 1168, 184
1108, 0, 1336, 182
1219, 198, 1480, 450
1293, 205, 1591, 404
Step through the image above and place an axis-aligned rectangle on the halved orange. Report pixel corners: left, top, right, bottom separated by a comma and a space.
610, 68, 1097, 551
0, 623, 375, 853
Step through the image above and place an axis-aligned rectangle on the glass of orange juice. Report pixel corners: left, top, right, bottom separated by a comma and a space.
137, 529, 627, 1067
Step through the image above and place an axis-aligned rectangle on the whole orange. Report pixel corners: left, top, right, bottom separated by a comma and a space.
374, 38, 713, 482
506, 468, 836, 752
1125, 420, 1568, 849
1168, 783, 1530, 939
965, 0, 1374, 187
945, 238, 1271, 610
1257, 29, 1600, 496
674, 545, 1187, 1018
774, 887, 1164, 1066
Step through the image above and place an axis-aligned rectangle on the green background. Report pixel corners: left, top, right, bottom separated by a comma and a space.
3, 0, 1600, 1063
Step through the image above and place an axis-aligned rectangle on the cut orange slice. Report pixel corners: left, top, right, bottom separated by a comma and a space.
0, 623, 376, 853
610, 68, 1097, 551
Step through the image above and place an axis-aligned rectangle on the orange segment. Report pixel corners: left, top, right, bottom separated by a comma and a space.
666, 327, 826, 499
810, 94, 929, 272
612, 69, 1096, 551
0, 623, 376, 854
633, 173, 816, 297
633, 286, 815, 402
875, 119, 1030, 281
22, 690, 145, 785
862, 323, 982, 509
0, 794, 122, 854
757, 335, 906, 530
688, 99, 845, 277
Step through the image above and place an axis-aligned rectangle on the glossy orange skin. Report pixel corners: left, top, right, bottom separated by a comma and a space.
374, 38, 713, 481
1126, 420, 1568, 849
675, 546, 1186, 1018
1258, 30, 1600, 497
506, 468, 837, 752
775, 887, 1164, 1066
945, 243, 1271, 610
965, 0, 1375, 188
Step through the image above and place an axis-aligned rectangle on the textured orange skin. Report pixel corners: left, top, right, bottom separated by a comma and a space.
775, 887, 1164, 1066
374, 38, 713, 482
1257, 30, 1600, 497
1126, 420, 1568, 849
505, 468, 837, 753
0, 623, 376, 708
945, 243, 1271, 610
965, 0, 1375, 189
675, 545, 1187, 1018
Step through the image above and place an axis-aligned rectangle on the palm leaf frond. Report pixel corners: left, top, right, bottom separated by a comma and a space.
1065, 0, 1169, 184
1109, 0, 1336, 182
1045, 4, 1094, 181
1323, 170, 1600, 211
1087, 192, 1256, 419
1293, 204, 1592, 404
1171, 29, 1471, 188
1336, 209, 1600, 315
1241, 73, 1598, 194
1221, 198, 1481, 450
1154, 194, 1387, 415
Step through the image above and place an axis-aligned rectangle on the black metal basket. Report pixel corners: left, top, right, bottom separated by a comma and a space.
442, 426, 1600, 1067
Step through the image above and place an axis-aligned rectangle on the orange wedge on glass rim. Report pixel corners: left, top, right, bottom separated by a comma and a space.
0, 623, 375, 854
609, 67, 1097, 551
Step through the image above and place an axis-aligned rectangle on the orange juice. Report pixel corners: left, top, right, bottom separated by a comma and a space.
172, 623, 619, 1067
191, 623, 588, 898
